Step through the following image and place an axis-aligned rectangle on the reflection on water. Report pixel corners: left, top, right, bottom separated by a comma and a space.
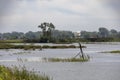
0, 43, 120, 80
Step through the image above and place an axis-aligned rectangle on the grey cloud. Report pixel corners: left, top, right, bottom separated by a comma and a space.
0, 0, 15, 16
103, 0, 120, 13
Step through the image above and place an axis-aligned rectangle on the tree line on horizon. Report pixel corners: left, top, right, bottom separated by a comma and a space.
0, 26, 120, 42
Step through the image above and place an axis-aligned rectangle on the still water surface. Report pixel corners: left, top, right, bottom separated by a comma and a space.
0, 42, 120, 80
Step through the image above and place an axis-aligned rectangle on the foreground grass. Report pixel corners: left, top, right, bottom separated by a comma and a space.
43, 57, 89, 62
0, 65, 51, 80
0, 43, 86, 50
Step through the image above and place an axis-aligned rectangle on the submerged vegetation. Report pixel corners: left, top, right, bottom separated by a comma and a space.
0, 65, 51, 80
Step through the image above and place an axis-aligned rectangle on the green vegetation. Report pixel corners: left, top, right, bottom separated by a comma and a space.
0, 43, 42, 50
0, 65, 51, 80
43, 57, 89, 62
110, 50, 120, 53
0, 40, 24, 43
0, 43, 86, 49
38, 22, 55, 43
0, 27, 119, 43
104, 50, 120, 54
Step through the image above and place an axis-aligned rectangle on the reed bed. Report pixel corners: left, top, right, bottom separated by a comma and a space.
43, 57, 89, 62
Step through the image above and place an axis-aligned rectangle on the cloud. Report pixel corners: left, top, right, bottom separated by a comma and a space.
0, 0, 120, 32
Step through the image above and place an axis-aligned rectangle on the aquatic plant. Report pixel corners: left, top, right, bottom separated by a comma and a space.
43, 57, 89, 62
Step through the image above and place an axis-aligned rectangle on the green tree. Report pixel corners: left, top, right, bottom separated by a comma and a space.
38, 22, 55, 42
98, 27, 109, 38
110, 29, 118, 38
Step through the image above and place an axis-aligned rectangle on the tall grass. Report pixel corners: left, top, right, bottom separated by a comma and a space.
43, 57, 89, 62
0, 65, 51, 80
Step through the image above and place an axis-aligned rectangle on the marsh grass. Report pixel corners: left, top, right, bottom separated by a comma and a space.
42, 45, 79, 48
0, 40, 23, 43
0, 43, 86, 49
109, 50, 120, 53
0, 65, 51, 80
0, 43, 42, 50
103, 50, 120, 54
43, 57, 89, 62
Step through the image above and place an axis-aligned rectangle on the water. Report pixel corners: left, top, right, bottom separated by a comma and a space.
0, 42, 120, 80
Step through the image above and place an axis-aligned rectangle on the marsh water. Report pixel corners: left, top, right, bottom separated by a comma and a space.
0, 42, 120, 80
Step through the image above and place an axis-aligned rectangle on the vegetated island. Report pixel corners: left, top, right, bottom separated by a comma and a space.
0, 65, 51, 80
0, 43, 86, 50
43, 57, 89, 62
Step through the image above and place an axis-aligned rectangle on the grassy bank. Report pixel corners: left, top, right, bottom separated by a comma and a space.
0, 43, 86, 50
0, 65, 51, 80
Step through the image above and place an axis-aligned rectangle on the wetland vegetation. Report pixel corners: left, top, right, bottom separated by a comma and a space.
0, 43, 86, 50
43, 57, 89, 62
0, 65, 51, 80
103, 50, 120, 54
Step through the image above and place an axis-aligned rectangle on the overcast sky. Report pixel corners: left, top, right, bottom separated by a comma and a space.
0, 0, 120, 33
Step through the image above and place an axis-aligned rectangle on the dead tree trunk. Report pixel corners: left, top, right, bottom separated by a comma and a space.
78, 43, 85, 60
74, 43, 85, 59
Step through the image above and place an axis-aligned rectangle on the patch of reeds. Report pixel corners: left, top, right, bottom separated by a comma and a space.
103, 50, 120, 54
0, 65, 51, 80
0, 43, 42, 50
110, 50, 120, 53
43, 57, 89, 62
42, 45, 86, 49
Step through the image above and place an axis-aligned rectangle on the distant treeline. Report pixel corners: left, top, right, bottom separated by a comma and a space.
0, 27, 120, 43
0, 30, 74, 43
80, 27, 120, 42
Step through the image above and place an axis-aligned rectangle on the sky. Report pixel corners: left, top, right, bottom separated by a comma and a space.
0, 0, 120, 33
